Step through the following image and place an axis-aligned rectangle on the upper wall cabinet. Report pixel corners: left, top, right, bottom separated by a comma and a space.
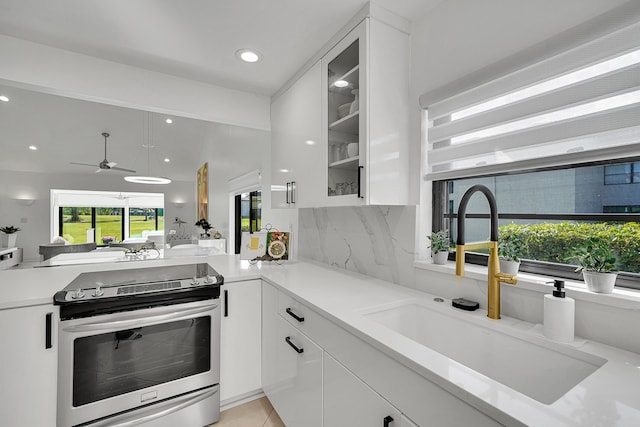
322, 18, 410, 206
271, 61, 323, 209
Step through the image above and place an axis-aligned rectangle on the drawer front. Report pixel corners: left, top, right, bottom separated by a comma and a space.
278, 290, 311, 330
268, 316, 323, 427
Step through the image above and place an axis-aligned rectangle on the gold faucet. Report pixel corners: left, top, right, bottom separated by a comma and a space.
454, 185, 517, 319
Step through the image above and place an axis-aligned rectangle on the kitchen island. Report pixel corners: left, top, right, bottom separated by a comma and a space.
1, 254, 639, 426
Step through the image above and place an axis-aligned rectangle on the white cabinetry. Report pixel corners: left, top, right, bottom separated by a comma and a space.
271, 61, 323, 209
324, 353, 404, 426
0, 304, 57, 426
220, 279, 262, 404
262, 282, 322, 426
322, 17, 410, 206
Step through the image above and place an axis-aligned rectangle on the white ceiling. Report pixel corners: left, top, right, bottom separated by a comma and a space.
0, 0, 442, 96
0, 0, 443, 179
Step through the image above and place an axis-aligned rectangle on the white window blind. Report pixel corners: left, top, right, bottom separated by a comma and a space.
424, 19, 640, 181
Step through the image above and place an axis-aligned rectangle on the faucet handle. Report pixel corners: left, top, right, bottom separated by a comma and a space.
496, 272, 518, 285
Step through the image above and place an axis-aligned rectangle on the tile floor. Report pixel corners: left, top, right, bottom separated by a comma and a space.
211, 397, 285, 427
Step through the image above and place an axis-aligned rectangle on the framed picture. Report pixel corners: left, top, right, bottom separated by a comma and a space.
240, 231, 290, 262
197, 162, 208, 221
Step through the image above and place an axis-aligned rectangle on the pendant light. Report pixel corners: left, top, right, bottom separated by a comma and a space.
124, 112, 171, 185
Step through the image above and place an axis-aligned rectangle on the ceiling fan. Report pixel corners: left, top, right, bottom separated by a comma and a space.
70, 132, 136, 173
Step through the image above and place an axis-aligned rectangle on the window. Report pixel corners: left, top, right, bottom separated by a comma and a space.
604, 162, 640, 184
234, 190, 261, 254
52, 190, 165, 244
129, 208, 165, 238
434, 162, 640, 289
423, 17, 640, 289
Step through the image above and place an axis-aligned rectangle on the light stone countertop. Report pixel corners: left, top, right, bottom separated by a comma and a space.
1, 255, 639, 426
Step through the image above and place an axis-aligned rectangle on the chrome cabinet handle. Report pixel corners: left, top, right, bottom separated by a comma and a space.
286, 182, 290, 204
291, 181, 296, 204
358, 165, 364, 198
286, 307, 304, 323
285, 336, 304, 354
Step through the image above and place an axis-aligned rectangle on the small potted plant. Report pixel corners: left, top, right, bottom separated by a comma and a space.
0, 226, 21, 248
428, 230, 450, 265
498, 232, 527, 275
195, 218, 213, 239
569, 237, 618, 293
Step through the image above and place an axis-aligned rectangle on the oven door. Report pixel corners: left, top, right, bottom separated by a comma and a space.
57, 299, 220, 427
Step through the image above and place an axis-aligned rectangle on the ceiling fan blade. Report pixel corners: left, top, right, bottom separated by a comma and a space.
95, 169, 103, 173
70, 162, 98, 167
111, 166, 137, 173
106, 161, 118, 168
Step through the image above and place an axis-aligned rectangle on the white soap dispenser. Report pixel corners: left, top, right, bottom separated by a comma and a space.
543, 280, 575, 343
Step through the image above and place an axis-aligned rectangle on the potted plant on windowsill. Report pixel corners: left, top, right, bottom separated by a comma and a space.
570, 237, 618, 293
428, 230, 450, 265
498, 231, 527, 275
0, 226, 21, 248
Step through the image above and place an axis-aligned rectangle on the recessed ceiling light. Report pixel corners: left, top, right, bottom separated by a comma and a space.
279, 168, 289, 173
164, 158, 170, 163
236, 49, 262, 63
165, 118, 173, 124
28, 145, 38, 151
0, 95, 9, 102
334, 80, 349, 88
305, 140, 316, 145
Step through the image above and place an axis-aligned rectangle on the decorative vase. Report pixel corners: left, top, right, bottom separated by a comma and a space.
1, 233, 17, 248
499, 259, 520, 275
582, 271, 617, 293
432, 251, 449, 265
349, 89, 359, 114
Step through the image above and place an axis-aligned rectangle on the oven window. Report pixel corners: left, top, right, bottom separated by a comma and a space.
73, 317, 211, 407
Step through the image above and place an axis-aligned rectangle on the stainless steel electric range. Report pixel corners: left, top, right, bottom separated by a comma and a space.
54, 263, 223, 427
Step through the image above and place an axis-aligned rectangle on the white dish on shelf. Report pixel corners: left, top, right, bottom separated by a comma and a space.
347, 142, 359, 157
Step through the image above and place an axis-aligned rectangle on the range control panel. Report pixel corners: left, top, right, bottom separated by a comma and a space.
61, 275, 219, 302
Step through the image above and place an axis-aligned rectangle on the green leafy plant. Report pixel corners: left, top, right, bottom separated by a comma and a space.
498, 227, 527, 262
496, 222, 639, 273
428, 230, 449, 253
567, 237, 618, 273
0, 226, 20, 234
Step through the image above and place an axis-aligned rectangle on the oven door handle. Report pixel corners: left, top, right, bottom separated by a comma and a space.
61, 303, 218, 333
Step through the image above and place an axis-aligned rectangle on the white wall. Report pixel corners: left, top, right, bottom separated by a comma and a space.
198, 123, 271, 242
0, 170, 194, 261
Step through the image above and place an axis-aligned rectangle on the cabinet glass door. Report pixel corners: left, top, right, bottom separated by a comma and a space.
327, 39, 360, 199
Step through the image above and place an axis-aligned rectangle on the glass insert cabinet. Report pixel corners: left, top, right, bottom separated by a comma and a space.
324, 23, 366, 202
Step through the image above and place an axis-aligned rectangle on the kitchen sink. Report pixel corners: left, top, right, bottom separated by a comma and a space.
363, 301, 606, 404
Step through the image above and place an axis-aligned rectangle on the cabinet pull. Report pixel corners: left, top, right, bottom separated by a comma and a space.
357, 165, 364, 198
286, 307, 304, 323
383, 416, 394, 427
286, 182, 290, 204
285, 336, 304, 354
224, 290, 229, 317
45, 312, 53, 349
291, 181, 296, 204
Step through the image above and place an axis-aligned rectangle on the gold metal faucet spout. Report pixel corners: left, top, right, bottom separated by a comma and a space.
454, 185, 517, 320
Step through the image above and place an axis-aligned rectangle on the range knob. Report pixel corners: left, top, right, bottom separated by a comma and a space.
71, 288, 85, 300
205, 275, 215, 284
92, 282, 105, 297
190, 276, 199, 286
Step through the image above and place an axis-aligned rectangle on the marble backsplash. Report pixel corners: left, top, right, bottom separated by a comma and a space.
298, 206, 417, 287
